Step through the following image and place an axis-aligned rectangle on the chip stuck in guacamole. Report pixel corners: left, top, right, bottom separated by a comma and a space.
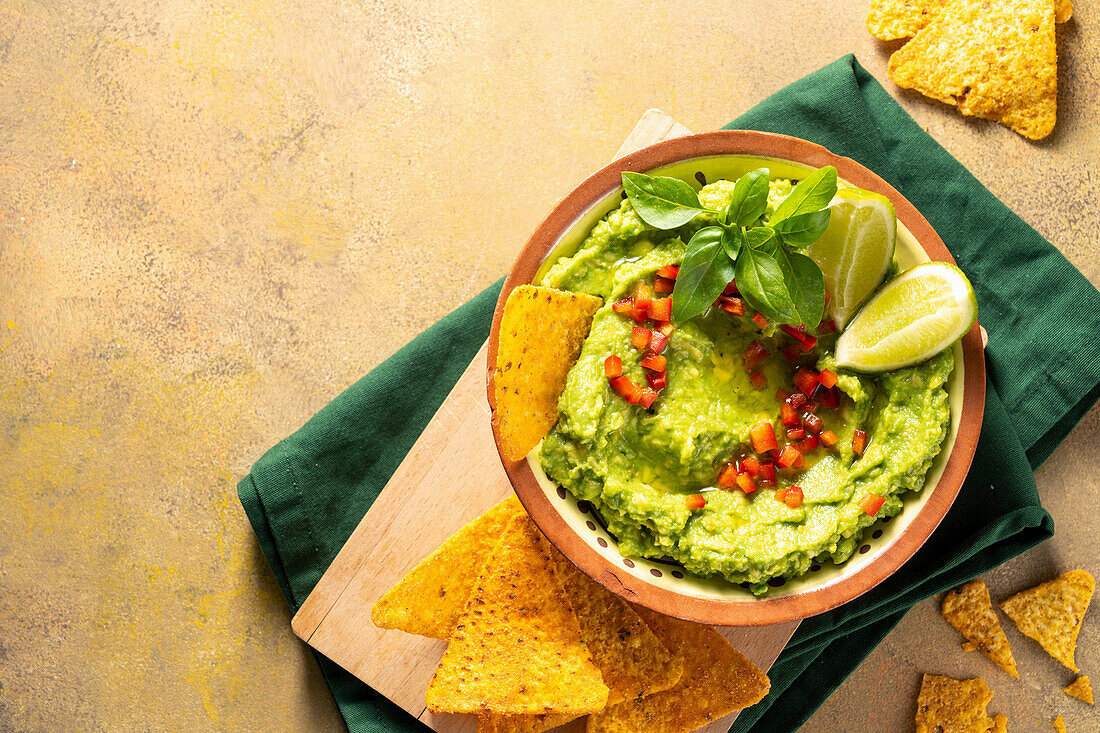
530, 165, 972, 595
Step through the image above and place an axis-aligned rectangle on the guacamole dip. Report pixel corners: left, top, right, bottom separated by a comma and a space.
535, 176, 953, 594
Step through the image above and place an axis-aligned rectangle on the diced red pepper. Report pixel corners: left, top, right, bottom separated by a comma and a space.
776, 445, 804, 469
719, 296, 745, 316
819, 430, 839, 447
743, 340, 770, 372
656, 321, 675, 336
821, 387, 840, 409
803, 400, 820, 414
818, 369, 839, 389
631, 326, 651, 349
768, 448, 782, 461
685, 493, 707, 510
740, 455, 762, 477
798, 435, 819, 453
638, 387, 659, 409
604, 355, 623, 378
648, 297, 672, 322
656, 264, 680, 279
612, 298, 634, 316
859, 493, 885, 517
631, 306, 649, 324
817, 319, 837, 335
640, 353, 666, 371
797, 334, 818, 353
802, 413, 823, 434
609, 376, 642, 404
750, 421, 779, 453
749, 371, 768, 390
786, 426, 806, 440
653, 276, 675, 294
788, 392, 807, 409
774, 486, 788, 503
752, 313, 770, 330
633, 282, 652, 311
722, 280, 739, 295
736, 472, 758, 495
784, 485, 804, 508
793, 368, 820, 397
646, 370, 667, 390
780, 325, 806, 341
781, 345, 802, 363
717, 463, 740, 489
780, 401, 800, 426
852, 429, 868, 456
648, 330, 669, 354
774, 388, 791, 402
758, 462, 777, 486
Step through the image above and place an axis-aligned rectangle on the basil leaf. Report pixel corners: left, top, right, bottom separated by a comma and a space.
721, 225, 742, 261
671, 227, 736, 323
769, 166, 838, 223
743, 226, 777, 251
735, 246, 799, 325
773, 209, 831, 246
763, 241, 825, 327
622, 172, 708, 229
725, 168, 770, 227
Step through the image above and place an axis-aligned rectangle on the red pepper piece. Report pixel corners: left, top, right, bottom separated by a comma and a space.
723, 280, 739, 295
656, 264, 680, 279
780, 325, 806, 341
609, 375, 642, 404
798, 435, 819, 453
803, 400, 820, 414
793, 368, 820, 397
774, 486, 788, 502
743, 340, 770, 373
631, 326, 651, 350
859, 493, 885, 517
817, 319, 837, 335
802, 413, 823, 434
717, 463, 740, 489
776, 445, 804, 469
604, 355, 623, 378
736, 472, 758, 495
784, 485, 804, 508
638, 387, 659, 409
631, 306, 649, 324
797, 334, 818, 353
719, 296, 745, 316
786, 426, 805, 440
740, 455, 762, 477
758, 462, 777, 486
640, 353, 666, 371
648, 297, 672, 322
653, 276, 675, 294
685, 494, 706, 510
749, 371, 768, 390
774, 388, 791, 402
646, 370, 667, 390
633, 282, 652, 311
780, 402, 800, 426
852, 429, 868, 456
819, 430, 839, 447
648, 330, 669, 354
656, 321, 675, 336
750, 422, 779, 453
818, 369, 839, 389
752, 313, 770, 330
821, 387, 840, 409
612, 298, 634, 316
788, 392, 807, 409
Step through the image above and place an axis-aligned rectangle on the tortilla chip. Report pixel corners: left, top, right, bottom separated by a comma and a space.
1053, 714, 1067, 733
371, 496, 525, 639
476, 713, 579, 733
1065, 675, 1093, 704
493, 285, 602, 461
992, 713, 1008, 733
425, 515, 609, 715
867, 0, 1071, 39
1000, 569, 1095, 672
887, 0, 1058, 140
942, 580, 1019, 678
914, 674, 1003, 733
586, 606, 769, 733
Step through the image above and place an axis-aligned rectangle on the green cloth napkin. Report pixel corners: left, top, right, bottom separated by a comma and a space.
238, 55, 1100, 733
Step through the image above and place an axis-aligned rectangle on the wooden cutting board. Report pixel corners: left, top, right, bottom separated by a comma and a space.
291, 110, 800, 733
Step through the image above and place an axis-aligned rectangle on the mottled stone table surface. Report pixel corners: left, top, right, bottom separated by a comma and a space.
1, 1, 1096, 731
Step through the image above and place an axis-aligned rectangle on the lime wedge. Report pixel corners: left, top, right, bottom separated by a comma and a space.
835, 262, 977, 372
805, 187, 896, 328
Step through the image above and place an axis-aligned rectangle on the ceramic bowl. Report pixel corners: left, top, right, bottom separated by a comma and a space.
486, 131, 985, 626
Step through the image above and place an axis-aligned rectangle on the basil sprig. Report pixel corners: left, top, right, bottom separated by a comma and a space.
622, 166, 836, 326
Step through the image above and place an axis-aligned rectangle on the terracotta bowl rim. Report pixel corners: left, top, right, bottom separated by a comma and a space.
486, 129, 985, 627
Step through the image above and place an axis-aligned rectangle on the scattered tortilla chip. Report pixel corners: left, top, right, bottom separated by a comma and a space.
1065, 675, 1093, 704
867, 0, 1071, 39
942, 580, 1019, 678
1000, 569, 1095, 672
493, 285, 602, 462
586, 606, 769, 733
371, 496, 525, 639
914, 674, 1003, 733
1053, 714, 1067, 732
887, 0, 1058, 140
425, 515, 609, 715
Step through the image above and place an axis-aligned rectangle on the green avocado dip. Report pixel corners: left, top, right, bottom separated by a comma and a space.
535, 176, 953, 594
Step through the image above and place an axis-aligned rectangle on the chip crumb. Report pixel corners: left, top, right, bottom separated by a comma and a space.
1053, 714, 1067, 732
887, 0, 1059, 140
914, 674, 1004, 733
493, 285, 602, 461
1065, 675, 1093, 704
1000, 569, 1095, 672
942, 580, 1019, 678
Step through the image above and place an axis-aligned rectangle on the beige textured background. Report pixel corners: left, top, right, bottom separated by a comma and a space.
1, 1, 1097, 731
